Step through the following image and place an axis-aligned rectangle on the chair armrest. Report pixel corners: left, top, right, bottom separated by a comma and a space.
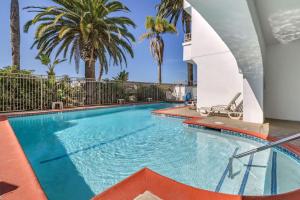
211, 105, 227, 111
199, 107, 212, 111
228, 112, 243, 120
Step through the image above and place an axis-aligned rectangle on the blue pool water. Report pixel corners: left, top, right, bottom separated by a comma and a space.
9, 103, 300, 200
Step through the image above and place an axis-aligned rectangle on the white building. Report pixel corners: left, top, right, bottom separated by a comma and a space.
183, 0, 300, 123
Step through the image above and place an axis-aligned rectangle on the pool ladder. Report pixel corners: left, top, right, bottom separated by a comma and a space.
228, 132, 300, 178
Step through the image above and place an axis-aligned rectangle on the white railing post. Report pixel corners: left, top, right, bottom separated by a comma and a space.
40, 78, 43, 110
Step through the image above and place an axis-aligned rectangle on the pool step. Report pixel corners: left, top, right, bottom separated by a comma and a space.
238, 154, 254, 195
215, 148, 251, 194
218, 155, 251, 194
271, 152, 277, 195
215, 149, 273, 195
215, 148, 238, 192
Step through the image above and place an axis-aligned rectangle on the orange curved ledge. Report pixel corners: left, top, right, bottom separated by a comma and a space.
153, 106, 300, 156
0, 116, 47, 200
93, 168, 300, 200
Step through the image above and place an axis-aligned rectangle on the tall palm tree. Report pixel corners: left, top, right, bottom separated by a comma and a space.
113, 70, 129, 82
10, 0, 20, 69
141, 16, 176, 84
24, 0, 136, 80
157, 0, 194, 86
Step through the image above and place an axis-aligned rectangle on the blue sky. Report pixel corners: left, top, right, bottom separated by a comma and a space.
0, 0, 194, 83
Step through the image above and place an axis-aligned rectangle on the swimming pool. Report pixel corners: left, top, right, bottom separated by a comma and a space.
9, 103, 300, 200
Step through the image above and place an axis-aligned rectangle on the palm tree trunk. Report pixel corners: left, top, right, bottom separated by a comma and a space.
156, 35, 164, 84
85, 60, 95, 79
185, 11, 191, 33
158, 64, 162, 84
187, 63, 193, 86
85, 60, 95, 105
185, 11, 193, 86
99, 66, 104, 80
10, 0, 20, 69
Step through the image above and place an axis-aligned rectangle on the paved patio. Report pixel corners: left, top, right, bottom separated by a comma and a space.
153, 106, 300, 148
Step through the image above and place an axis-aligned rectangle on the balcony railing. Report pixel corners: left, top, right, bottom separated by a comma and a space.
184, 33, 192, 42
0, 73, 181, 113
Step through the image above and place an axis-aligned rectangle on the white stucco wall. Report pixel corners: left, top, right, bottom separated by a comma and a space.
265, 40, 300, 121
182, 42, 192, 62
247, 0, 267, 61
195, 53, 243, 108
184, 0, 300, 122
189, 8, 243, 108
187, 0, 265, 123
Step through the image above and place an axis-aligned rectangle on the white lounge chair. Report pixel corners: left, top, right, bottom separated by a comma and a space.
228, 101, 243, 120
186, 100, 197, 110
199, 93, 241, 117
165, 90, 176, 101
128, 95, 137, 102
210, 100, 243, 119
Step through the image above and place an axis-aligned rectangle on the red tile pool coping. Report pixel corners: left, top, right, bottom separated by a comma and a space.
94, 168, 300, 200
0, 101, 164, 118
183, 117, 300, 156
153, 106, 300, 156
0, 116, 47, 200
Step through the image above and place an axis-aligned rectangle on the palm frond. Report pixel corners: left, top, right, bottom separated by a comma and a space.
24, 0, 136, 78
156, 0, 191, 33
140, 15, 175, 83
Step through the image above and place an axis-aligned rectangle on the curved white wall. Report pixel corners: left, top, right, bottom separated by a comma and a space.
254, 0, 300, 122
265, 40, 300, 121
189, 8, 243, 108
187, 0, 265, 123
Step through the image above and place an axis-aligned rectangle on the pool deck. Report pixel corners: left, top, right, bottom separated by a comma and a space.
153, 106, 300, 149
0, 116, 47, 200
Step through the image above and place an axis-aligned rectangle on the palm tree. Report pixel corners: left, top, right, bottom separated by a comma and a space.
113, 70, 129, 82
157, 0, 194, 86
141, 16, 176, 84
24, 0, 136, 80
38, 54, 65, 78
38, 54, 65, 85
10, 0, 20, 69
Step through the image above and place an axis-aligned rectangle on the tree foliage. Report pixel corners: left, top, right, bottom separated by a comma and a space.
113, 70, 129, 82
157, 0, 194, 85
156, 0, 191, 33
24, 0, 136, 79
0, 65, 32, 75
37, 54, 66, 77
140, 16, 176, 84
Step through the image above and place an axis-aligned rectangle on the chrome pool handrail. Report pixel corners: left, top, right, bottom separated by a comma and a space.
233, 133, 300, 159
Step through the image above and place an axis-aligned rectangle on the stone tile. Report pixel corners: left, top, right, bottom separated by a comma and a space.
134, 191, 162, 200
